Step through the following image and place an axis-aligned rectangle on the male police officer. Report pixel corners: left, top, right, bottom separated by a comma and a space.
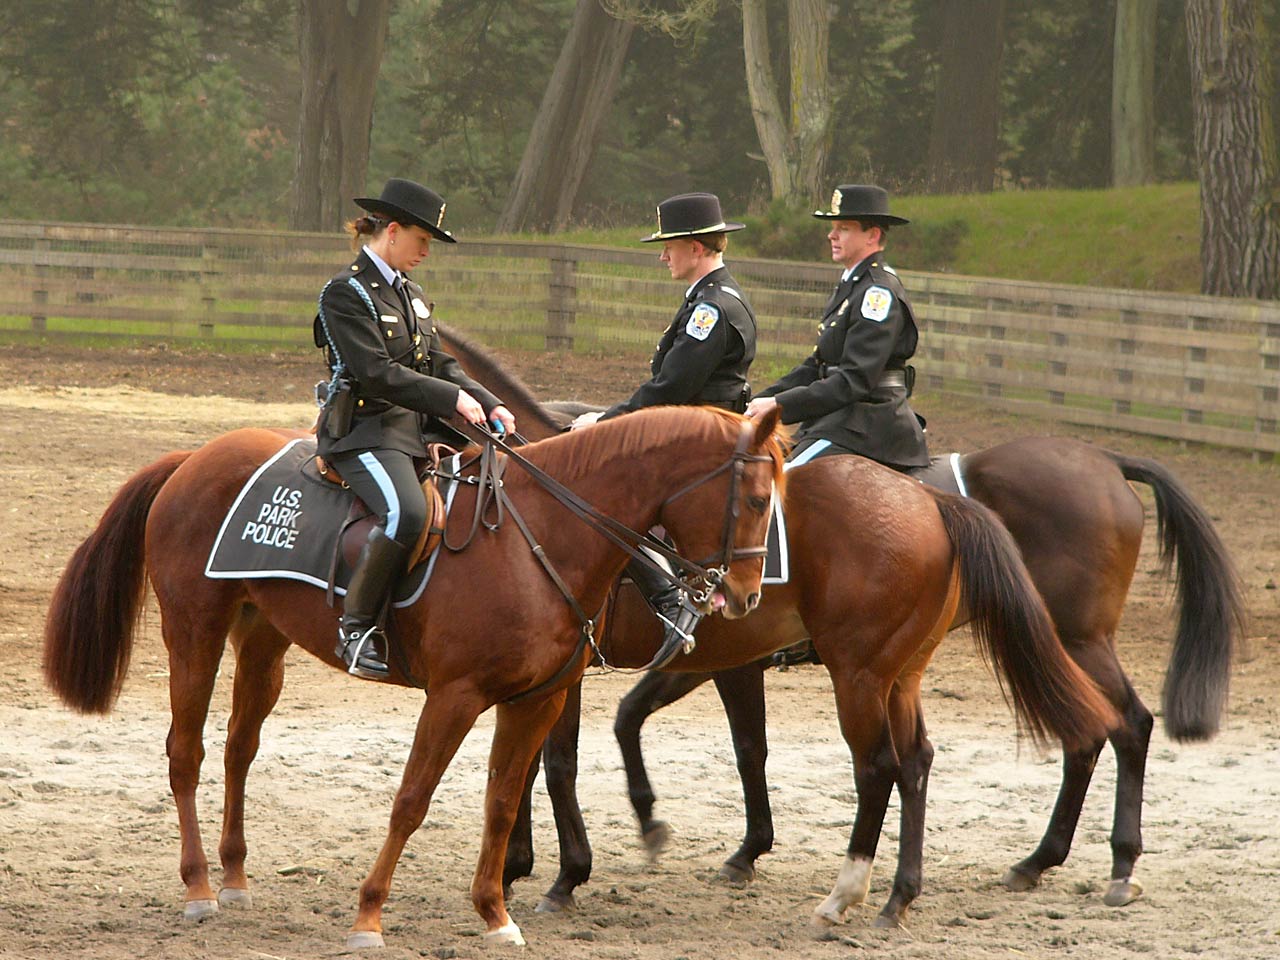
572, 192, 758, 651
746, 184, 928, 470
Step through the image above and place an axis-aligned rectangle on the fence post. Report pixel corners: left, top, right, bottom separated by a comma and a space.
31, 237, 50, 332
546, 254, 577, 350
199, 242, 219, 338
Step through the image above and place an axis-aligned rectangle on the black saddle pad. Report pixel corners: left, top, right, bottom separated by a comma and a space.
204, 438, 461, 607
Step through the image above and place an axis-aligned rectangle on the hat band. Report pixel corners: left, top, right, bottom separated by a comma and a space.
651, 221, 729, 238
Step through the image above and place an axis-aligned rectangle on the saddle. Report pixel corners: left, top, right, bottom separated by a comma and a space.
312, 443, 456, 573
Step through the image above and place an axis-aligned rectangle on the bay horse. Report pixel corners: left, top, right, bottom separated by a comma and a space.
441, 323, 1243, 923
435, 326, 1124, 928
42, 405, 786, 949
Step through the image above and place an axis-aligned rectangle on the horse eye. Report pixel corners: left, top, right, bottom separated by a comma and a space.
746, 495, 768, 513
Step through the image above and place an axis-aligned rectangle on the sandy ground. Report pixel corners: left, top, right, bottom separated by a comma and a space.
0, 342, 1277, 960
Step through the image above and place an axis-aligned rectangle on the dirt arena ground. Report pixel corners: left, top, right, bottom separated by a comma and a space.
0, 341, 1276, 960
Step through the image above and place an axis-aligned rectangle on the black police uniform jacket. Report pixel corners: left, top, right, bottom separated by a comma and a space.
599, 266, 756, 420
757, 253, 929, 468
313, 249, 501, 458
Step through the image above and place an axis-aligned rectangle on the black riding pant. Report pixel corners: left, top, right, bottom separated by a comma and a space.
330, 448, 428, 549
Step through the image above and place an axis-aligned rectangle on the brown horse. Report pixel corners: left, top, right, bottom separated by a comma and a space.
442, 322, 1243, 923
435, 326, 1123, 928
42, 406, 785, 949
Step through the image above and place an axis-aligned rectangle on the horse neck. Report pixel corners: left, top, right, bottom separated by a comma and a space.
435, 322, 561, 441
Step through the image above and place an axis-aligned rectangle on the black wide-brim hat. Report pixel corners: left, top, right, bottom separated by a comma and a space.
354, 177, 456, 243
641, 192, 745, 242
813, 184, 909, 225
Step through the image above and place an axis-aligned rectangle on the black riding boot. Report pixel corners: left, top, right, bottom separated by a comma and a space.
626, 556, 701, 655
336, 527, 409, 680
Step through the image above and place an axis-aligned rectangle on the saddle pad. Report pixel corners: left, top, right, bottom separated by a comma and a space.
762, 488, 789, 585
204, 438, 462, 608
906, 452, 969, 498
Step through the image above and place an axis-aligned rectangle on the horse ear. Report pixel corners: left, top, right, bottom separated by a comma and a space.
751, 405, 782, 448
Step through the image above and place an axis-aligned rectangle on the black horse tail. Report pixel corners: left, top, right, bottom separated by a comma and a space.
933, 493, 1120, 753
1106, 452, 1245, 741
43, 451, 192, 714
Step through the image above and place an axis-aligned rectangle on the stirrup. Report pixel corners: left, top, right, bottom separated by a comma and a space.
649, 602, 702, 671
336, 625, 390, 681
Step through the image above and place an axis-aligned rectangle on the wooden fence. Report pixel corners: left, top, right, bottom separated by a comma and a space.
2, 219, 1277, 457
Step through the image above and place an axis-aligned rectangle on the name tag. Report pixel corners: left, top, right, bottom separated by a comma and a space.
380, 315, 398, 324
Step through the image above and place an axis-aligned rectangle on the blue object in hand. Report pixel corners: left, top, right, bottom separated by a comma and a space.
489, 418, 506, 437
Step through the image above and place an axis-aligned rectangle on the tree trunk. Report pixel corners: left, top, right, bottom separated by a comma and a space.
495, 0, 634, 234
290, 0, 390, 232
742, 0, 794, 201
1112, 0, 1157, 186
1185, 0, 1280, 297
925, 0, 1007, 193
788, 0, 831, 203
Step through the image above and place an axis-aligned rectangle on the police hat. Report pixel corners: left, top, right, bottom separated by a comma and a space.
813, 184, 909, 225
354, 178, 457, 243
641, 192, 745, 242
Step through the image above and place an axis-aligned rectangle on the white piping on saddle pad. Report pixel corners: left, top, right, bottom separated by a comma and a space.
205, 439, 307, 581
950, 451, 968, 498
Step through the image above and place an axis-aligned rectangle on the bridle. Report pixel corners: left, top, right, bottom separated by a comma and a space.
435, 417, 775, 696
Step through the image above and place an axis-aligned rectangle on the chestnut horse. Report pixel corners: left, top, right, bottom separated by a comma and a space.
435, 326, 1123, 928
437, 323, 1242, 923
42, 406, 785, 949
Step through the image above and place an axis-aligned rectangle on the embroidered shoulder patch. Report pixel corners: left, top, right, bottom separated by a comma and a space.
685, 302, 720, 341
860, 286, 893, 322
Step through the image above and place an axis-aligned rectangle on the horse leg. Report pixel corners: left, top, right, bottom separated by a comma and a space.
162, 606, 235, 921
813, 670, 898, 928
713, 661, 773, 884
348, 684, 488, 949
614, 669, 715, 859
538, 679, 592, 913
217, 609, 291, 910
875, 676, 934, 929
472, 690, 571, 945
502, 749, 541, 897
1003, 641, 1151, 906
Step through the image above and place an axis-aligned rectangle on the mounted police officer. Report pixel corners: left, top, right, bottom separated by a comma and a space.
746, 184, 928, 470
571, 191, 758, 651
315, 177, 516, 680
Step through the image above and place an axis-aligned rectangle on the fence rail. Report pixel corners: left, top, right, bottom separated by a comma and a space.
2, 219, 1277, 456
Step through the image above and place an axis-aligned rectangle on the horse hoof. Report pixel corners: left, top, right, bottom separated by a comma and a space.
484, 921, 526, 946
811, 907, 841, 929
345, 929, 385, 950
183, 899, 219, 921
535, 893, 575, 913
642, 821, 671, 861
1103, 876, 1143, 907
873, 912, 904, 929
217, 887, 252, 909
717, 861, 754, 885
1002, 866, 1040, 892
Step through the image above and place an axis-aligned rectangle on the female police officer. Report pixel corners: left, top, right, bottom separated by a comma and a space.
315, 178, 515, 680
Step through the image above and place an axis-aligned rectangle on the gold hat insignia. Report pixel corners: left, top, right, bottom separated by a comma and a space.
437, 202, 446, 228
831, 188, 842, 214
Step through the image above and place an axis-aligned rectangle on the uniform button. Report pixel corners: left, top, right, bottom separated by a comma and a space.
385, 329, 394, 338
416, 352, 424, 360
371, 281, 379, 288
817, 322, 823, 330
357, 399, 364, 407
350, 264, 358, 271
413, 334, 421, 344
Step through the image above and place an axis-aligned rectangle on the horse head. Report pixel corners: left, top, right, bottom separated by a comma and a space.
655, 406, 785, 620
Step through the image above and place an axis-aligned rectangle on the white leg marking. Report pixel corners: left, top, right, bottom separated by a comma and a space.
813, 854, 873, 926
484, 920, 526, 946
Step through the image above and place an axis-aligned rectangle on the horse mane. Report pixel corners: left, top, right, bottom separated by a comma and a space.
436, 321, 562, 435
521, 405, 787, 492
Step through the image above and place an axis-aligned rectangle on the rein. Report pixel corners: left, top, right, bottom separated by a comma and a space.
437, 418, 770, 695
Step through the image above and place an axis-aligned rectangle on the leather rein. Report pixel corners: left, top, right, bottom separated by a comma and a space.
434, 418, 771, 700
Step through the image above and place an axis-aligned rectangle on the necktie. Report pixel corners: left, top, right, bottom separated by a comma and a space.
393, 277, 414, 319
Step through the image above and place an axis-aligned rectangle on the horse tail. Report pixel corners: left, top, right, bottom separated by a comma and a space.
43, 450, 192, 714
933, 493, 1119, 753
1106, 452, 1244, 741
